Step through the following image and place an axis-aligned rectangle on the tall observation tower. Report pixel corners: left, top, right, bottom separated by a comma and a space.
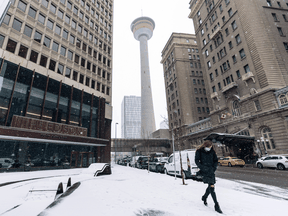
131, 17, 156, 138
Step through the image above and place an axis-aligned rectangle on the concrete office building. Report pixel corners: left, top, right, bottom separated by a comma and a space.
0, 0, 113, 171
180, 0, 288, 158
161, 33, 210, 134
131, 16, 156, 138
121, 96, 141, 139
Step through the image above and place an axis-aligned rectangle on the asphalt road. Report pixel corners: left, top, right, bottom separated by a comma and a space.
216, 165, 288, 189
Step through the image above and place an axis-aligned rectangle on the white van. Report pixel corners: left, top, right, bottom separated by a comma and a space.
164, 149, 199, 179
0, 158, 14, 168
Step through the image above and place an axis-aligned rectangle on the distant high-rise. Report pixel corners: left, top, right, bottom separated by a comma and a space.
121, 96, 141, 139
131, 16, 156, 138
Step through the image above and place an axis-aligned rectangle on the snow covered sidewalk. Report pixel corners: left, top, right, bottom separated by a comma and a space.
42, 165, 287, 216
0, 165, 287, 215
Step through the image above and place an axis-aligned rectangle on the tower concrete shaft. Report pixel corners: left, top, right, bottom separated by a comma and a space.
131, 17, 156, 138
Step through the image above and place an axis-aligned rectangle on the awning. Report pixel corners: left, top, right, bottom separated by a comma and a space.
204, 133, 255, 145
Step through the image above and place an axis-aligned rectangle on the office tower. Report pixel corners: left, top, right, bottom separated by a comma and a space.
0, 0, 114, 169
131, 16, 156, 138
121, 96, 141, 139
187, 0, 288, 155
161, 33, 210, 132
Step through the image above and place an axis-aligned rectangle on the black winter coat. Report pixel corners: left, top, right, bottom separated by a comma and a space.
195, 148, 218, 184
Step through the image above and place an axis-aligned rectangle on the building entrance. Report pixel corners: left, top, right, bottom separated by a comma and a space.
70, 152, 94, 168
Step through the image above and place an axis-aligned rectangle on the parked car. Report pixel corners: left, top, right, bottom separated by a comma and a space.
164, 149, 199, 179
0, 158, 14, 168
148, 157, 168, 173
121, 156, 132, 166
256, 155, 288, 170
218, 156, 245, 167
136, 156, 149, 169
129, 156, 141, 167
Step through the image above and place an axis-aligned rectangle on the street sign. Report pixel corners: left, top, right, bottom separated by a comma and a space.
0, 0, 11, 26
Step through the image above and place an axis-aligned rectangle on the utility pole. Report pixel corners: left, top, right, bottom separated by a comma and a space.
114, 122, 118, 164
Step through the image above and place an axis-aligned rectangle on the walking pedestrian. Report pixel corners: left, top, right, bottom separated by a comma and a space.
195, 140, 223, 214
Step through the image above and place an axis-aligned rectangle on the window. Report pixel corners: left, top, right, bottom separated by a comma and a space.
218, 82, 222, 90
78, 25, 82, 33
239, 49, 246, 59
23, 25, 33, 37
65, 67, 71, 78
228, 8, 233, 17
34, 31, 42, 43
49, 59, 56, 71
60, 46, 66, 56
85, 77, 90, 87
72, 20, 76, 29
57, 64, 64, 74
194, 88, 198, 94
18, 0, 27, 12
244, 64, 250, 73
225, 0, 230, 5
232, 55, 237, 63
205, 50, 209, 57
82, 43, 87, 52
225, 28, 229, 36
232, 100, 241, 116
52, 41, 59, 52
29, 50, 38, 63
91, 80, 95, 89
74, 6, 78, 15
38, 13, 46, 25
67, 1, 72, 10
39, 55, 48, 67
79, 74, 84, 84
209, 73, 214, 81
277, 1, 281, 7
81, 58, 86, 67
28, 7, 37, 18
0, 35, 5, 48
278, 27, 284, 36
60, 0, 66, 4
267, 0, 272, 6
3, 14, 11, 25
70, 35, 75, 44
50, 4, 56, 13
219, 4, 223, 13
76, 39, 81, 48
203, 39, 207, 45
12, 19, 22, 32
79, 11, 84, 19
261, 127, 275, 149
235, 34, 241, 44
254, 100, 261, 111
18, 45, 28, 58
62, 29, 68, 40
272, 13, 278, 21
207, 61, 211, 68
43, 36, 51, 47
55, 25, 61, 35
236, 70, 241, 78
47, 19, 54, 30
73, 71, 78, 81
65, 15, 70, 24
228, 41, 233, 49
232, 21, 237, 30
68, 50, 73, 60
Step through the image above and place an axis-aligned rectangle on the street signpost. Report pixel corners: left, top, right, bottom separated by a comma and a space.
0, 0, 11, 26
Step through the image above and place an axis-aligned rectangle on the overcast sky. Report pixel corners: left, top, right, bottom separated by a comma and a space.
112, 0, 195, 138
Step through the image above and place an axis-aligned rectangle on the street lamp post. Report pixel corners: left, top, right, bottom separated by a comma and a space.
114, 122, 118, 164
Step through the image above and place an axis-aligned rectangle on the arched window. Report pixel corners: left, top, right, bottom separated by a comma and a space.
261, 127, 275, 150
232, 100, 241, 116
279, 94, 288, 105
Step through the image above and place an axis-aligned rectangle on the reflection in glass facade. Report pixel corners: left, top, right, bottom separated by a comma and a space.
0, 58, 108, 172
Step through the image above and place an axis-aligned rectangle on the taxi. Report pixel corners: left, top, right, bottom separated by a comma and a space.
218, 156, 245, 167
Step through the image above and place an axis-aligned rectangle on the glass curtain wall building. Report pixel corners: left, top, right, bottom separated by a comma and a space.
0, 0, 113, 172
121, 96, 141, 139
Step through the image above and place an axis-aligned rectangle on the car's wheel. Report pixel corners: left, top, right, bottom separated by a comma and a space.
277, 163, 285, 170
257, 163, 263, 169
164, 169, 168, 175
228, 162, 232, 167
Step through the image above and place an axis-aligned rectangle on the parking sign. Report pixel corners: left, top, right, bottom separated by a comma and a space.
0, 0, 11, 26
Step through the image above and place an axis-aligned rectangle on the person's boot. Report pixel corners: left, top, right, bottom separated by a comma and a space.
201, 196, 207, 206
214, 202, 223, 214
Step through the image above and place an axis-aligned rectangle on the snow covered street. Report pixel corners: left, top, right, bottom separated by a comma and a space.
0, 165, 287, 216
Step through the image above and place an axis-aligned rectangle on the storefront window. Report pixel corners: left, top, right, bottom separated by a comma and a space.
90, 96, 99, 137
58, 83, 71, 123
42, 79, 60, 121
70, 88, 81, 125
81, 92, 91, 133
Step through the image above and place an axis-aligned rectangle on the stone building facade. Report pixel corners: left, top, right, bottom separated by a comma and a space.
165, 0, 288, 159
